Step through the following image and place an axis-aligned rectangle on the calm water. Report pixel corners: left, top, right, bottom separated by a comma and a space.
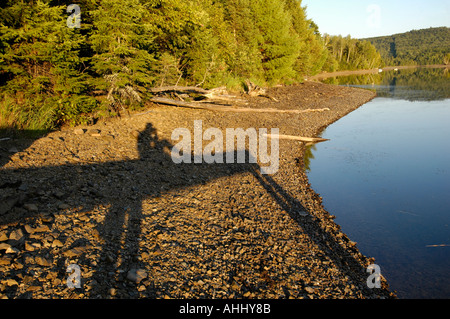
306, 68, 450, 299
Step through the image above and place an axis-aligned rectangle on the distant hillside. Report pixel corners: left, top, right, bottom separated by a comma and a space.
363, 27, 450, 66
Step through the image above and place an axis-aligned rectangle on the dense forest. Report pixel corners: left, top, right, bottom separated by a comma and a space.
322, 34, 382, 71
0, 0, 382, 130
364, 27, 450, 66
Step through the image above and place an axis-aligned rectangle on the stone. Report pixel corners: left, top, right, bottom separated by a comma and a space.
35, 257, 53, 267
23, 203, 38, 212
73, 128, 85, 135
0, 257, 11, 266
88, 129, 101, 136
305, 287, 315, 294
63, 246, 88, 258
297, 211, 308, 217
51, 239, 64, 248
0, 232, 8, 241
9, 229, 24, 241
126, 269, 147, 284
58, 203, 71, 210
25, 242, 35, 252
5, 246, 19, 254
54, 191, 66, 199
0, 197, 19, 216
5, 279, 18, 287
24, 225, 35, 234
0, 243, 11, 251
18, 184, 28, 191
34, 225, 50, 233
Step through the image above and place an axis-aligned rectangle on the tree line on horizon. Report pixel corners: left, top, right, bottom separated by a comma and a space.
365, 27, 450, 66
0, 0, 383, 131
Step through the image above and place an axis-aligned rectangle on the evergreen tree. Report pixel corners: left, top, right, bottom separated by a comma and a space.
0, 0, 95, 129
90, 0, 156, 114
284, 0, 329, 78
220, 0, 264, 83
0, 0, 387, 131
323, 34, 381, 71
250, 0, 300, 83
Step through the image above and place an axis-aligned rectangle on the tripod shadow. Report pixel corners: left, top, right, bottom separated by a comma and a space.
0, 122, 388, 298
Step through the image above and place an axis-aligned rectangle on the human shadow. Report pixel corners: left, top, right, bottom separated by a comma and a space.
0, 129, 49, 172
251, 170, 389, 297
0, 123, 260, 297
0, 122, 392, 298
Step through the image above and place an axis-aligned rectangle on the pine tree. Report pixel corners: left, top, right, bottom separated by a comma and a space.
90, 0, 156, 114
0, 0, 95, 129
250, 0, 299, 83
284, 0, 328, 77
220, 0, 264, 83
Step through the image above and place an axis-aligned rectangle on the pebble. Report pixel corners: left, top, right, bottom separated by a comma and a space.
24, 225, 35, 234
5, 247, 19, 254
73, 128, 85, 135
51, 239, 64, 248
58, 203, 71, 210
35, 257, 53, 267
0, 257, 11, 265
34, 225, 50, 233
0, 243, 11, 251
126, 269, 147, 284
0, 83, 396, 299
0, 232, 8, 241
9, 229, 24, 241
23, 203, 38, 212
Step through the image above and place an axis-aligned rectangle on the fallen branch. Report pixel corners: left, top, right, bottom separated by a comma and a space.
150, 97, 330, 114
263, 133, 329, 144
149, 97, 222, 110
149, 86, 247, 104
245, 80, 279, 102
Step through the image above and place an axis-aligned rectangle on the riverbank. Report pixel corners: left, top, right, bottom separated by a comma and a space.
308, 64, 448, 81
0, 81, 396, 299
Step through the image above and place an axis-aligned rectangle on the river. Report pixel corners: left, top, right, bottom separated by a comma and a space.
305, 67, 450, 298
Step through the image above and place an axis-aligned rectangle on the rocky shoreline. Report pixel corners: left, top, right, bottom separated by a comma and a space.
0, 81, 396, 299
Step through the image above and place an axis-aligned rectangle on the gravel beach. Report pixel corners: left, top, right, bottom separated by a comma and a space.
0, 81, 396, 299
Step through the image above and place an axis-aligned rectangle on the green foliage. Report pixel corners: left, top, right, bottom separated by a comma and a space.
365, 27, 450, 66
322, 34, 382, 71
0, 0, 386, 130
0, 0, 97, 130
90, 0, 156, 112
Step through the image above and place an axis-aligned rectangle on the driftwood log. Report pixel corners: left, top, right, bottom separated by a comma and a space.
148, 85, 331, 144
263, 133, 329, 144
149, 97, 330, 114
245, 80, 279, 102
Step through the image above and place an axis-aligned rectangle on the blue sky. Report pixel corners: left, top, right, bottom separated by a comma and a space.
301, 0, 450, 38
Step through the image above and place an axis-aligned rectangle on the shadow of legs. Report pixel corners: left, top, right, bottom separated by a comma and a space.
91, 202, 144, 298
251, 168, 371, 293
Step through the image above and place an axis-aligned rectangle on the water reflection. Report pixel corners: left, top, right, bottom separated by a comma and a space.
302, 143, 316, 172
307, 67, 450, 298
323, 67, 450, 101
